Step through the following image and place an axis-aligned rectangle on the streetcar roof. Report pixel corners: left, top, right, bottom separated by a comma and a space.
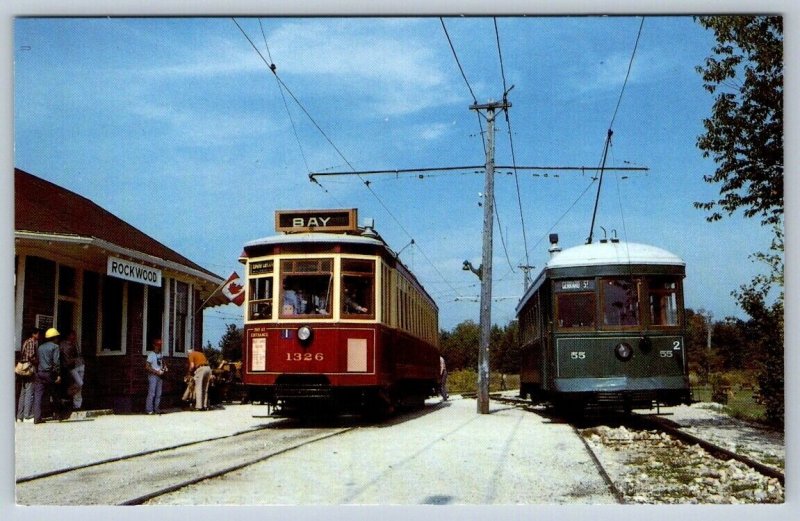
516, 240, 685, 313
547, 240, 685, 269
244, 232, 387, 249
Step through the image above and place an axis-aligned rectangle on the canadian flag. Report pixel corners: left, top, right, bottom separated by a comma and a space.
221, 272, 245, 306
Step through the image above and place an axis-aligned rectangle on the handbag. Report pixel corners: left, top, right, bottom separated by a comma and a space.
15, 361, 34, 377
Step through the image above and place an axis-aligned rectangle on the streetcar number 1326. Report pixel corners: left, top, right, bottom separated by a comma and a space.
286, 353, 324, 361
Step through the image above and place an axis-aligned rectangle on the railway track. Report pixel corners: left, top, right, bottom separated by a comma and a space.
16, 418, 356, 505
489, 393, 784, 502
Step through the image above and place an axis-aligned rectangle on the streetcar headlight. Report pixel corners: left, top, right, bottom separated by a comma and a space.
297, 325, 313, 343
614, 342, 633, 361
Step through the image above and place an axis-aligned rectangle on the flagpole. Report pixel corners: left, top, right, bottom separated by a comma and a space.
194, 275, 234, 314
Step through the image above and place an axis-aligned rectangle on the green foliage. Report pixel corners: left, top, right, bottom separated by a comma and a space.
444, 369, 519, 394
695, 16, 784, 428
218, 323, 243, 361
439, 319, 520, 372
439, 320, 479, 370
694, 16, 783, 226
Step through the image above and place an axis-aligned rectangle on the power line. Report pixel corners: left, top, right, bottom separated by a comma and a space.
440, 18, 478, 103
233, 18, 464, 301
494, 17, 530, 282
440, 17, 487, 154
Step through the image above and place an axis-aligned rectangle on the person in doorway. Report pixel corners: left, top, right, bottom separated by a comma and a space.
16, 328, 41, 422
145, 339, 166, 415
60, 330, 85, 410
188, 345, 212, 411
33, 328, 62, 424
439, 356, 449, 401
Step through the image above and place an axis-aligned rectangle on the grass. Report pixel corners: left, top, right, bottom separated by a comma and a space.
446, 369, 520, 394
691, 382, 766, 424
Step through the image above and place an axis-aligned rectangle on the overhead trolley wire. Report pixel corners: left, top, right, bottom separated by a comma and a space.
589, 17, 645, 245
258, 18, 311, 175
494, 17, 531, 278
233, 18, 464, 301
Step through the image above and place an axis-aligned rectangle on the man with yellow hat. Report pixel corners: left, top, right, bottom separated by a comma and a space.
33, 327, 62, 424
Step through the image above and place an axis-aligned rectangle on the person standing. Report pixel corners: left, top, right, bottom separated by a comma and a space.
439, 356, 449, 401
145, 339, 166, 415
188, 346, 212, 411
33, 328, 62, 424
16, 328, 41, 422
60, 330, 85, 410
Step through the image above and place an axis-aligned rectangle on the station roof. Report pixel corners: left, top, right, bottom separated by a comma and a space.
14, 168, 226, 304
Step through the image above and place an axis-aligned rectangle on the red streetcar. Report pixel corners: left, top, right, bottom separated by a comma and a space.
240, 209, 440, 416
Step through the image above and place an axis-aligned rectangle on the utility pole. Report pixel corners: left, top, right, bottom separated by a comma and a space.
470, 98, 509, 414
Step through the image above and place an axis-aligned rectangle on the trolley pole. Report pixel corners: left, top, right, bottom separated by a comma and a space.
470, 99, 509, 414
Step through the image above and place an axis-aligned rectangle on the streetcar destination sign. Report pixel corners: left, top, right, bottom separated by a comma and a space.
276, 208, 358, 233
557, 279, 595, 292
107, 256, 163, 287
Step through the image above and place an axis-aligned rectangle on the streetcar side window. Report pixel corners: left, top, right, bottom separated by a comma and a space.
601, 278, 640, 327
280, 259, 333, 318
556, 292, 596, 329
341, 258, 375, 319
649, 277, 679, 326
249, 277, 273, 320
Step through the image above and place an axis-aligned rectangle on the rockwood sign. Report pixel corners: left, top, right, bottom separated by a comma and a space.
106, 256, 162, 287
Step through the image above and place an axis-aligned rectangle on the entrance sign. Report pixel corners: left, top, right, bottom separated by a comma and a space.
107, 257, 162, 287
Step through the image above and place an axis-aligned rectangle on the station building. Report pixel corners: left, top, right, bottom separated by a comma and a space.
13, 168, 228, 412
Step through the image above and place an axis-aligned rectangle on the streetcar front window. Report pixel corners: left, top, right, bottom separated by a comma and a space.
556, 292, 595, 329
341, 258, 374, 318
602, 278, 640, 327
280, 259, 333, 318
649, 277, 679, 326
249, 277, 273, 320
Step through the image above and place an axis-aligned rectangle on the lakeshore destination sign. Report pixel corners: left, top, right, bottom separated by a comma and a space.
275, 208, 358, 233
107, 256, 163, 287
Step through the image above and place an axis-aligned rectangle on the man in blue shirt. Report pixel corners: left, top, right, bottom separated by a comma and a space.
33, 328, 62, 424
145, 339, 166, 414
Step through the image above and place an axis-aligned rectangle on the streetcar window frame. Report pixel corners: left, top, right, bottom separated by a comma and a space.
279, 258, 334, 319
647, 276, 681, 327
341, 258, 375, 320
554, 289, 596, 330
248, 276, 273, 321
600, 277, 642, 329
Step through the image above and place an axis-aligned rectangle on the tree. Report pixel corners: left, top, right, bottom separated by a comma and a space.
694, 16, 783, 226
218, 323, 243, 361
439, 320, 480, 371
695, 16, 784, 427
734, 227, 784, 426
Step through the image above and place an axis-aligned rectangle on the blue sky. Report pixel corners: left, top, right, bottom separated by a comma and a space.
12, 15, 782, 348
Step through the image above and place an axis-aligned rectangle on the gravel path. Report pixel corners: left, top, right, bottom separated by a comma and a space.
146, 397, 616, 505
581, 403, 784, 504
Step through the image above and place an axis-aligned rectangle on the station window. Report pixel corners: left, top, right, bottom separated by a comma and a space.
173, 280, 190, 354
341, 258, 374, 319
146, 283, 164, 349
280, 258, 333, 318
602, 278, 640, 327
101, 276, 125, 351
556, 292, 595, 329
649, 277, 679, 326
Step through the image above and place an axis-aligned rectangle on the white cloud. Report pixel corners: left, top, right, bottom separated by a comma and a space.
266, 19, 463, 116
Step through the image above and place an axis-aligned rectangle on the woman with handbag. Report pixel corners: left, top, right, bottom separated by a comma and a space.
16, 328, 40, 422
